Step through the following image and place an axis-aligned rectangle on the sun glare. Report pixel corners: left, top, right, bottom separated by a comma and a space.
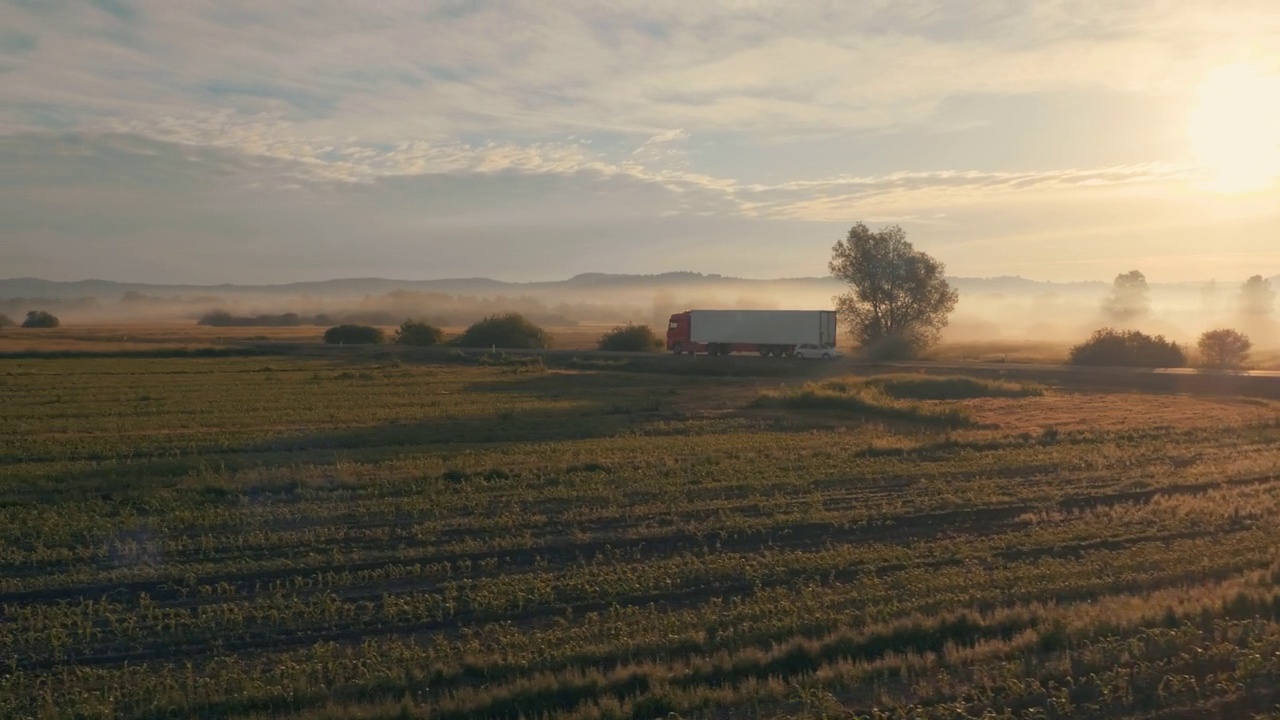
1187, 63, 1280, 193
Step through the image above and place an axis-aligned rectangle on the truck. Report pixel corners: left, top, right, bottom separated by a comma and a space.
665, 309, 838, 356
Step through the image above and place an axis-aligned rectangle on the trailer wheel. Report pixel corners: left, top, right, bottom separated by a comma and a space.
758, 347, 770, 357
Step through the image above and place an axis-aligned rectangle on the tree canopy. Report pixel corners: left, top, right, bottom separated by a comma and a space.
1240, 275, 1276, 319
393, 320, 445, 347
22, 310, 60, 329
1068, 328, 1186, 368
1197, 328, 1252, 369
323, 325, 384, 345
828, 223, 958, 358
453, 313, 550, 349
1103, 270, 1150, 324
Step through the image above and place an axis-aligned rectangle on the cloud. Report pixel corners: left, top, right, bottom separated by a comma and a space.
2, 0, 1278, 284
7, 1, 1279, 138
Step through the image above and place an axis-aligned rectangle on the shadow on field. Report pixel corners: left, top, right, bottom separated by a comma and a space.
27, 403, 661, 498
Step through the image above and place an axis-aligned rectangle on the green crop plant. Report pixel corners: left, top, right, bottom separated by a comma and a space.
2, 355, 1279, 718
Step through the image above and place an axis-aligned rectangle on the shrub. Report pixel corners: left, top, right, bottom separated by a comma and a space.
323, 324, 384, 345
453, 312, 550, 349
22, 310, 60, 328
1067, 328, 1187, 368
198, 311, 303, 327
597, 324, 663, 352
857, 334, 920, 361
1197, 328, 1252, 369
394, 320, 444, 347
0, 313, 14, 328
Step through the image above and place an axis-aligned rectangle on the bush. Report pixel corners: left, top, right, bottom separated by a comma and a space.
453, 312, 550, 349
0, 314, 14, 328
597, 323, 663, 352
323, 324, 384, 345
857, 334, 921, 360
22, 310, 60, 328
1067, 328, 1187, 368
394, 320, 444, 346
1197, 328, 1252, 369
198, 311, 303, 327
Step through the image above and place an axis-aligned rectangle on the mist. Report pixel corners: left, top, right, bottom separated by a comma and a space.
3, 273, 1277, 356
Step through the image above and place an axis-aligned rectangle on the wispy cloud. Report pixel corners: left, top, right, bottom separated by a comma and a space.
2, 0, 1278, 282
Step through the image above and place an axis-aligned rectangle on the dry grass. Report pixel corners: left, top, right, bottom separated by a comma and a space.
926, 339, 1073, 364
964, 391, 1280, 433
932, 338, 1280, 370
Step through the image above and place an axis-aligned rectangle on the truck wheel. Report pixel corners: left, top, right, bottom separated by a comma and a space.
822, 353, 831, 360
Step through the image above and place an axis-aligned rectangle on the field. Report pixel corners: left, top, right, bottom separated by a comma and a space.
4, 352, 1280, 719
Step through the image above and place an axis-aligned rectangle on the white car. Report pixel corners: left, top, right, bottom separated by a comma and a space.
794, 343, 842, 360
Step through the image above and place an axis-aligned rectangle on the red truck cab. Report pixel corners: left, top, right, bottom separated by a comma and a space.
666, 312, 693, 353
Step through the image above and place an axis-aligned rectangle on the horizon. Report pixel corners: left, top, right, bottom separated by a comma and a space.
4, 2, 1279, 283
5, 269, 1280, 290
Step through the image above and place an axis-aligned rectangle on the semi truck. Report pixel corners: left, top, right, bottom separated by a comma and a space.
665, 309, 838, 356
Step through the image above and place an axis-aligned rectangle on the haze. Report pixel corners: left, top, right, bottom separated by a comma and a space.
3, 1, 1278, 286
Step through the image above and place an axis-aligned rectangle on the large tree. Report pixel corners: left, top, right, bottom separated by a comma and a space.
1102, 270, 1150, 323
829, 222, 958, 357
1239, 275, 1276, 319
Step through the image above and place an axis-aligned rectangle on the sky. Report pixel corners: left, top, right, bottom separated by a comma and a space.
2, 0, 1279, 284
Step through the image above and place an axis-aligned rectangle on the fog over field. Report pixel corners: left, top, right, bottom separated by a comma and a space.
3, 272, 1277, 350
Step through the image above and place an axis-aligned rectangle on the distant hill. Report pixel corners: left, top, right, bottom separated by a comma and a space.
0, 272, 1133, 301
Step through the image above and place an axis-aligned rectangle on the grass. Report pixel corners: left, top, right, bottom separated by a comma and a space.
861, 372, 1046, 400
750, 374, 1046, 427
3, 355, 1280, 719
752, 381, 976, 428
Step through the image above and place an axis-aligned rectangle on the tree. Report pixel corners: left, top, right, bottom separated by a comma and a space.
1197, 328, 1252, 369
453, 313, 550, 349
323, 324, 384, 345
1068, 328, 1187, 368
828, 222, 958, 358
0, 314, 14, 328
394, 320, 444, 346
1103, 270, 1150, 323
22, 310, 60, 328
1239, 275, 1276, 319
597, 323, 662, 352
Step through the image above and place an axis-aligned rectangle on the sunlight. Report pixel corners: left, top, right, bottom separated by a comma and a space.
1187, 63, 1280, 193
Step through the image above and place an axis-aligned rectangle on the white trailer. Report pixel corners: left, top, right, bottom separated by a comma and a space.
666, 309, 838, 356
